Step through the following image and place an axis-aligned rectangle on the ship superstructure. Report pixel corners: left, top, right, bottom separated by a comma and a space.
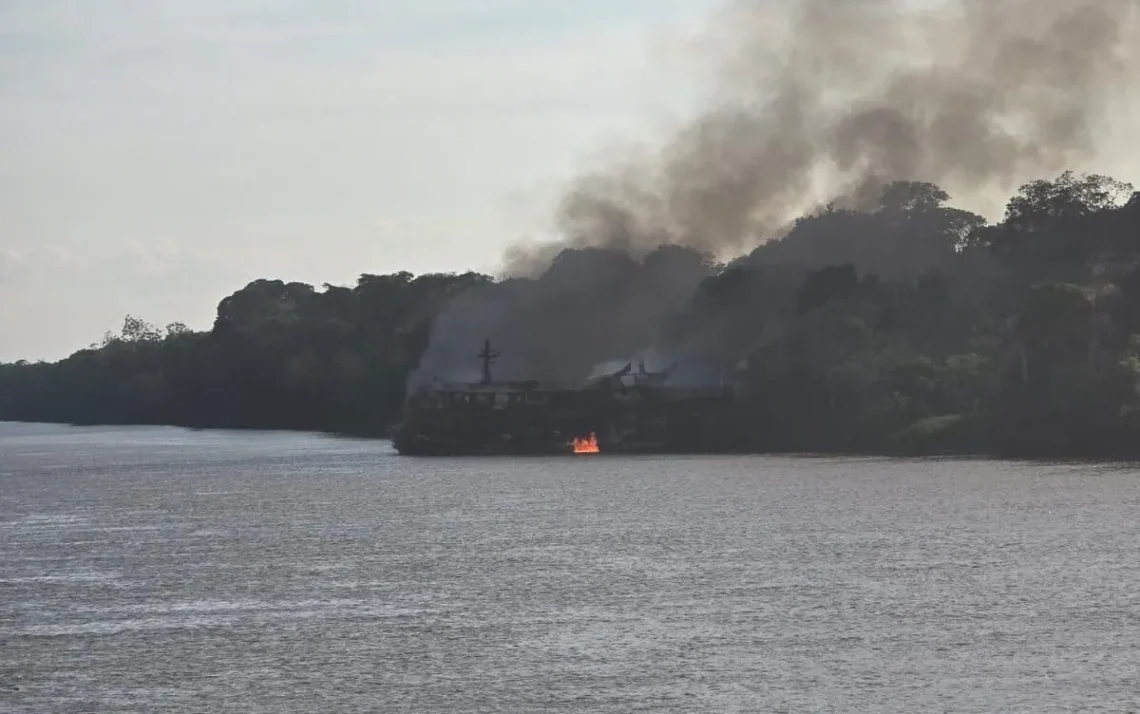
392, 340, 739, 455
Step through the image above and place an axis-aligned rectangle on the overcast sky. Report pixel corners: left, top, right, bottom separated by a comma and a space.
0, 0, 718, 361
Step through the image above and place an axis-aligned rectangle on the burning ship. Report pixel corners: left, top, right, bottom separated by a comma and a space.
391, 339, 740, 456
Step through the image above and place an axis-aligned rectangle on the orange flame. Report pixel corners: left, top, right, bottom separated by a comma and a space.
569, 432, 600, 454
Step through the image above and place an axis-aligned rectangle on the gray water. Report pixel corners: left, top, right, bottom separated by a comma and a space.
2, 423, 1139, 713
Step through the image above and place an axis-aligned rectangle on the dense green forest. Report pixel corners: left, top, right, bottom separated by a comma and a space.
4, 171, 1140, 458
0, 271, 490, 436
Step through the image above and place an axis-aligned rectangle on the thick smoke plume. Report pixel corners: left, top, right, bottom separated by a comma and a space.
551, 0, 1140, 259
411, 0, 1140, 390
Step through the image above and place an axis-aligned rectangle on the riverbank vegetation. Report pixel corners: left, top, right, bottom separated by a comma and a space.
4, 171, 1140, 458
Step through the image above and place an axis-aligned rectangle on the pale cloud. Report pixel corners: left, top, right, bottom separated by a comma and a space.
0, 0, 716, 360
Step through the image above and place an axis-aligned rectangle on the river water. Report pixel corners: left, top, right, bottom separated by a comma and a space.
1, 422, 1139, 712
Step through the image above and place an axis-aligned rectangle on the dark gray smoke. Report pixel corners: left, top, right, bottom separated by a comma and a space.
411, 246, 715, 387
550, 0, 1139, 259
410, 0, 1140, 389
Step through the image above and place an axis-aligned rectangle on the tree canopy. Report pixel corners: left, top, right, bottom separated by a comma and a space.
3, 172, 1140, 458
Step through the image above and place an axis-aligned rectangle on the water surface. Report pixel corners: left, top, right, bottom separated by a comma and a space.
2, 422, 1138, 712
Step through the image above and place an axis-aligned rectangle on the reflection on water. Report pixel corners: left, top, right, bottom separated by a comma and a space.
2, 422, 1139, 712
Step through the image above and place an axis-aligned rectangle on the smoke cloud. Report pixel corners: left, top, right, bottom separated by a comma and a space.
552, 0, 1139, 258
411, 245, 715, 385
411, 0, 1140, 389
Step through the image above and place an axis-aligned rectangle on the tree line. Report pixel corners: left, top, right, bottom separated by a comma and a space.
0, 272, 489, 435
3, 171, 1140, 458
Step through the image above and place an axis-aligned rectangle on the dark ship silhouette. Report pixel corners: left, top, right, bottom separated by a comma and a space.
392, 339, 740, 456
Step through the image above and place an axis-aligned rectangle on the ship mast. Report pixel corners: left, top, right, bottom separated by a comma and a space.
477, 338, 500, 385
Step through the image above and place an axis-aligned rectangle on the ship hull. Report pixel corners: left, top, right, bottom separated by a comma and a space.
392, 429, 575, 456
391, 415, 739, 456
392, 380, 740, 456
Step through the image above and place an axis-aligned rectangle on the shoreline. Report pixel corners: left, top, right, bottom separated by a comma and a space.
4, 419, 1138, 465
